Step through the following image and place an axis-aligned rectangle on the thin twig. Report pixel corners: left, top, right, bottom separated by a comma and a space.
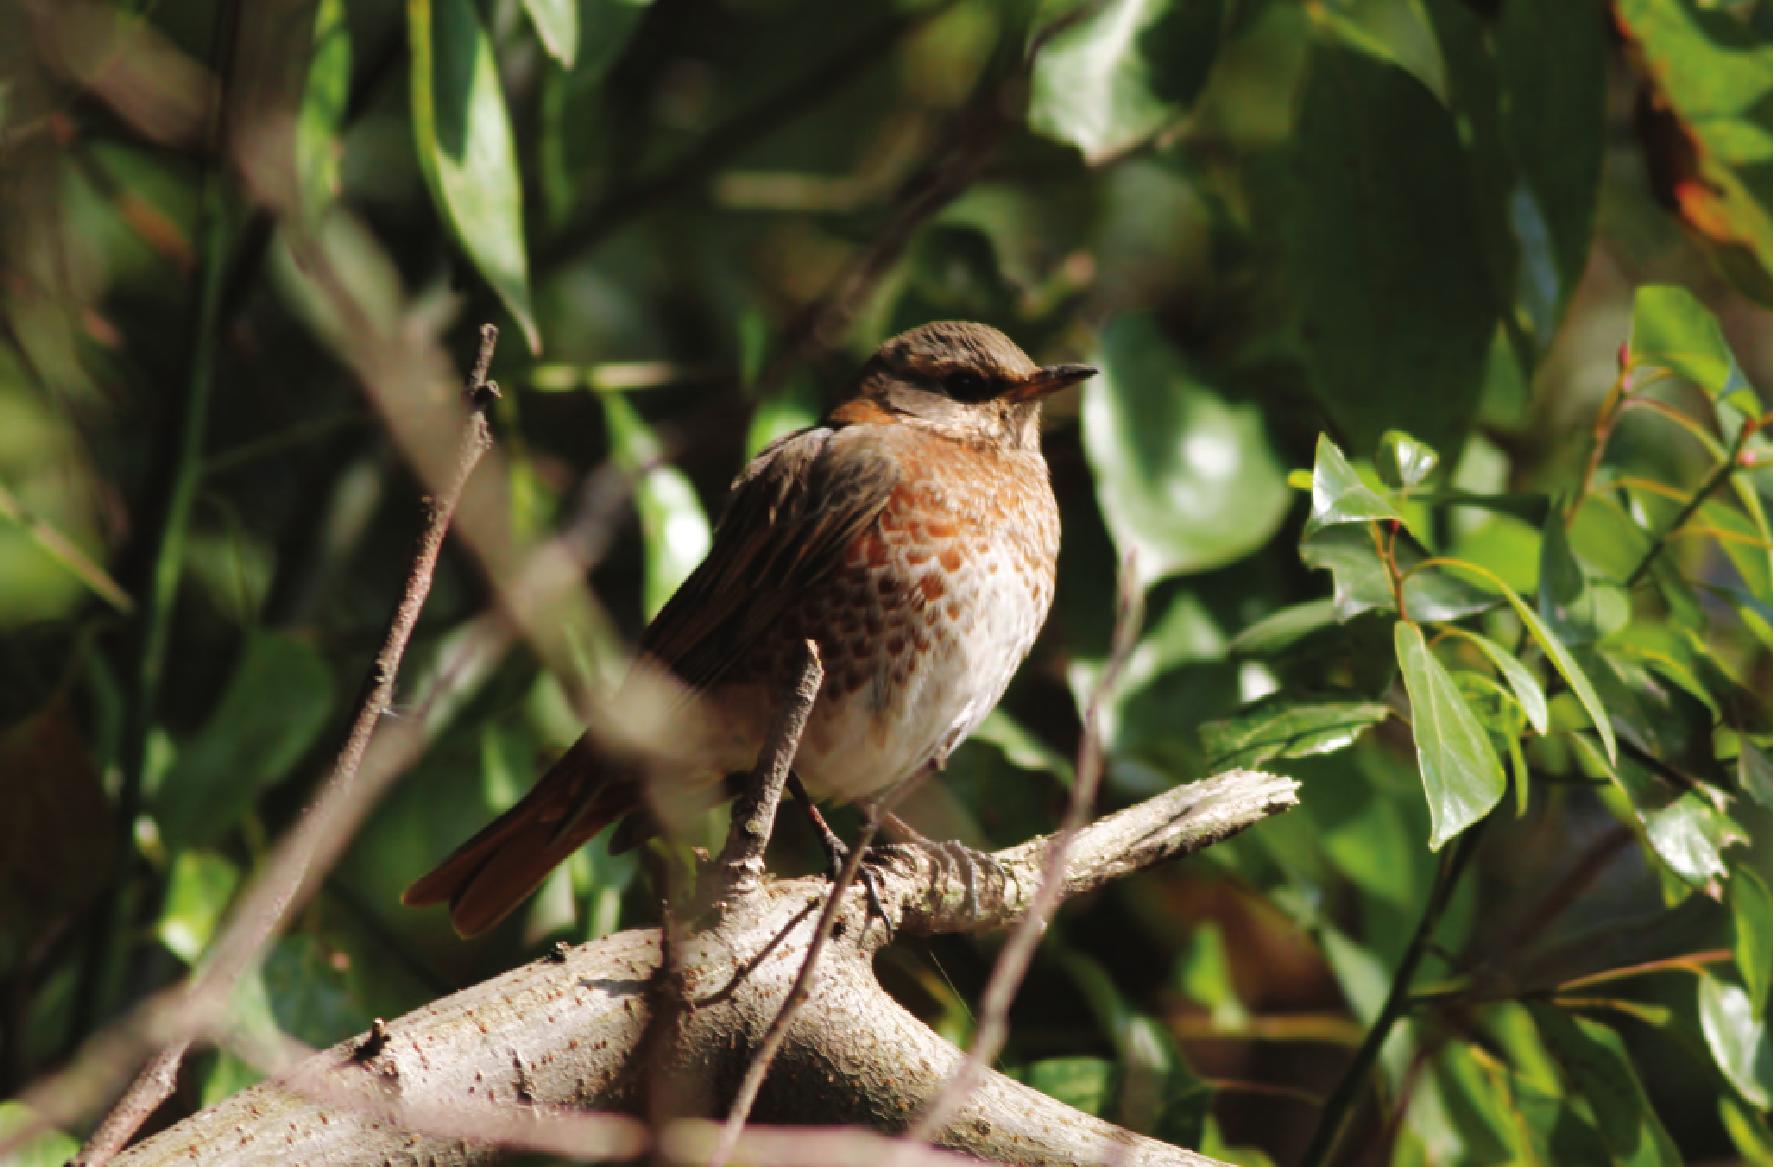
47, 329, 500, 1167
1299, 824, 1486, 1167
902, 554, 1145, 1147
711, 810, 882, 1165
1625, 413, 1759, 585
716, 641, 825, 894
68, 1041, 191, 1167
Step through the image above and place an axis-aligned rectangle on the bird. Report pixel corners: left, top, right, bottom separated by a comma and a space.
403, 321, 1096, 936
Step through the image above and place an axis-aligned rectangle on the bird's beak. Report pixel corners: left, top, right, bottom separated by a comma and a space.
1000, 363, 1098, 403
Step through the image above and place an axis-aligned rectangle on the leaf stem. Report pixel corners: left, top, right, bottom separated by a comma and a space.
1625, 414, 1758, 586
1300, 823, 1484, 1167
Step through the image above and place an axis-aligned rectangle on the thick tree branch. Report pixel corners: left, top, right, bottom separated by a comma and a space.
109, 768, 1296, 1167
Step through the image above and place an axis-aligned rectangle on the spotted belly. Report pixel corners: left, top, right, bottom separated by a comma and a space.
708, 443, 1059, 804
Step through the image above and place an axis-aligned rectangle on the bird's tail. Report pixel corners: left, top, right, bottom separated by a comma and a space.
402, 737, 641, 937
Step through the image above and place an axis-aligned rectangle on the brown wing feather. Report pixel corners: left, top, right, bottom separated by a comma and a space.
639, 423, 900, 691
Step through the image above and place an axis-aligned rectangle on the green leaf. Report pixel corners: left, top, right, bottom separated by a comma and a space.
522, 0, 578, 66
1394, 620, 1506, 849
601, 394, 710, 620
1700, 971, 1772, 1109
154, 631, 334, 849
1198, 695, 1391, 769
295, 0, 350, 227
1720, 1095, 1774, 1167
1024, 1056, 1114, 1117
1229, 597, 1340, 657
0, 1102, 79, 1167
1300, 524, 1493, 622
1174, 922, 1247, 1028
1270, 38, 1498, 452
1530, 1005, 1682, 1167
1376, 429, 1439, 490
1306, 433, 1406, 535
745, 378, 821, 458
1629, 285, 1758, 410
1603, 753, 1746, 891
1027, 0, 1223, 162
973, 708, 1074, 785
1423, 556, 1616, 764
1739, 734, 1772, 806
1441, 626, 1548, 735
1082, 316, 1290, 588
156, 850, 240, 965
408, 0, 540, 352
1538, 506, 1629, 645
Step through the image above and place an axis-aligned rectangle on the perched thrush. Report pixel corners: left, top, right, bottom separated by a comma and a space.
404, 321, 1096, 936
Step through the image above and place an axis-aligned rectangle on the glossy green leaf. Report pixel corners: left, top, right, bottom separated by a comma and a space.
154, 631, 334, 848
1425, 556, 1616, 764
1028, 0, 1222, 162
1306, 433, 1406, 534
295, 0, 350, 227
1376, 429, 1439, 490
1629, 285, 1758, 410
1394, 620, 1506, 849
1728, 868, 1771, 1006
408, 0, 540, 352
0, 1103, 79, 1167
522, 0, 578, 65
601, 394, 711, 621
1442, 626, 1548, 734
1700, 972, 1772, 1109
1605, 753, 1746, 891
1083, 316, 1290, 588
156, 850, 240, 965
1198, 695, 1391, 769
1538, 506, 1629, 645
1271, 38, 1497, 452
1530, 1006, 1682, 1167
1301, 524, 1493, 622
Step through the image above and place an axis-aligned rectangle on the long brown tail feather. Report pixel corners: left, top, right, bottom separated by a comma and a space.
402, 741, 639, 937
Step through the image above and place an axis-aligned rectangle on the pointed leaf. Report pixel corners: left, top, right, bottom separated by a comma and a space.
409, 0, 540, 351
1443, 626, 1548, 734
522, 0, 577, 66
1531, 1006, 1682, 1167
1199, 695, 1391, 769
295, 0, 350, 226
1700, 972, 1772, 1109
1306, 433, 1406, 534
1377, 429, 1440, 490
1394, 620, 1506, 849
1629, 285, 1757, 410
601, 394, 710, 620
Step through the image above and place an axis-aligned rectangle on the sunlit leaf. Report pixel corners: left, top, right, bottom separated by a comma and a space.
1229, 598, 1339, 657
1699, 972, 1772, 1109
409, 0, 540, 351
1306, 433, 1406, 534
1442, 626, 1548, 734
1023, 1056, 1114, 1117
1394, 620, 1506, 849
295, 0, 350, 226
156, 850, 240, 965
1083, 316, 1290, 588
1027, 0, 1222, 162
155, 631, 334, 849
1376, 429, 1440, 490
1300, 524, 1493, 622
522, 0, 578, 66
1629, 285, 1759, 410
1198, 695, 1391, 769
601, 394, 711, 620
1604, 753, 1746, 891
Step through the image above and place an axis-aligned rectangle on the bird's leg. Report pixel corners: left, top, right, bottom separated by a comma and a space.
878, 812, 1001, 920
787, 772, 893, 930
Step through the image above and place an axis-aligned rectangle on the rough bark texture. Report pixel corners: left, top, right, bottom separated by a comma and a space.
112, 768, 1297, 1166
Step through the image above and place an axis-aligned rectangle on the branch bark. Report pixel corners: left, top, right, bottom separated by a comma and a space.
109, 768, 1297, 1167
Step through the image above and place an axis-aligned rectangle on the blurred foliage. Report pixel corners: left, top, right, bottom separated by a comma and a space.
0, 0, 1770, 1162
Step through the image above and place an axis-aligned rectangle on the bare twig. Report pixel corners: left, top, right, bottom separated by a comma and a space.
715, 640, 825, 894
68, 1041, 190, 1167
712, 804, 881, 1164
902, 556, 1145, 1148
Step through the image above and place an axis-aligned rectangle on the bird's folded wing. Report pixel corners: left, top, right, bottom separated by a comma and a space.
638, 422, 901, 693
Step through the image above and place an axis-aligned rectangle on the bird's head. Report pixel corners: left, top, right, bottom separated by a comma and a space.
835, 321, 1096, 451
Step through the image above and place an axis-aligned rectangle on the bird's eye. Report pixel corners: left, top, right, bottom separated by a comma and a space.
944, 370, 991, 400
